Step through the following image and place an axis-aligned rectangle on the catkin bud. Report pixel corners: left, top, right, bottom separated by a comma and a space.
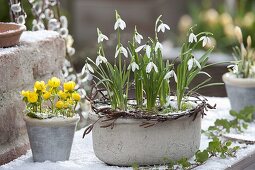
234, 26, 243, 44
247, 35, 252, 48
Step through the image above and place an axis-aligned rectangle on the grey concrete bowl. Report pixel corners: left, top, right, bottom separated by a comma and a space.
24, 115, 80, 162
223, 73, 255, 113
89, 111, 201, 166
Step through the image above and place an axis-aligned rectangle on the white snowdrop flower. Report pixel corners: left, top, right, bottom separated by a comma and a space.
60, 16, 68, 28
164, 70, 177, 82
28, 0, 34, 3
59, 27, 69, 38
188, 57, 201, 71
135, 32, 143, 44
135, 44, 151, 58
157, 23, 170, 33
115, 46, 128, 58
96, 55, 108, 66
164, 96, 178, 109
199, 36, 211, 47
97, 33, 109, 43
11, 3, 21, 13
155, 42, 163, 52
114, 18, 126, 30
128, 62, 139, 72
45, 9, 54, 20
188, 33, 197, 43
82, 63, 94, 74
67, 47, 75, 56
146, 62, 158, 73
17, 15, 25, 25
227, 64, 238, 74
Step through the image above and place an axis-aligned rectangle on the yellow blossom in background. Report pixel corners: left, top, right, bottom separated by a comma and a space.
204, 9, 219, 26
58, 90, 68, 100
34, 81, 46, 91
72, 93, 81, 101
64, 81, 76, 92
43, 91, 51, 100
220, 13, 233, 26
48, 77, 61, 88
21, 90, 30, 98
27, 91, 38, 103
67, 99, 74, 105
55, 100, 64, 109
178, 15, 192, 33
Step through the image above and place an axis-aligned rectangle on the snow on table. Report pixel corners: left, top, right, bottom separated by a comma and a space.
1, 97, 255, 170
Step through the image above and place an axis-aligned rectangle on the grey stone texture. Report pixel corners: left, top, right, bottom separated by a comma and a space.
24, 116, 79, 162
89, 112, 201, 166
0, 30, 65, 165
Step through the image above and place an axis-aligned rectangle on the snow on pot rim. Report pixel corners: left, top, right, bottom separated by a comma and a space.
23, 114, 80, 127
223, 72, 255, 88
0, 22, 26, 37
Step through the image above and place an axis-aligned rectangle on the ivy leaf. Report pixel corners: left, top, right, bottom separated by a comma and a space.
177, 157, 191, 168
195, 150, 209, 163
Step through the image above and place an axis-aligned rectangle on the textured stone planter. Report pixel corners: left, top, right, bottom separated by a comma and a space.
89, 111, 201, 166
223, 73, 255, 114
24, 115, 79, 162
0, 22, 26, 48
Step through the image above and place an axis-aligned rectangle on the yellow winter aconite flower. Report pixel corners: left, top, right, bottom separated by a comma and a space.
27, 91, 38, 103
63, 101, 70, 108
72, 93, 81, 101
58, 90, 68, 100
64, 81, 76, 91
34, 81, 46, 91
55, 100, 64, 109
48, 77, 61, 88
43, 92, 51, 100
21, 90, 29, 98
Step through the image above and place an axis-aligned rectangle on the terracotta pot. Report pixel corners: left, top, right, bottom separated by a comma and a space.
223, 73, 255, 113
24, 115, 80, 162
0, 22, 26, 48
89, 110, 201, 166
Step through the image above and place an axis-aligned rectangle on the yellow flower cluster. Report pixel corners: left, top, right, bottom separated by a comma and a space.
21, 77, 81, 116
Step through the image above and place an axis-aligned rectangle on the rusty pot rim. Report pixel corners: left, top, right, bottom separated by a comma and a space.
0, 22, 26, 38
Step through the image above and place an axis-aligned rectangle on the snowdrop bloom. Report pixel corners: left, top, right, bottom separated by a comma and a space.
164, 96, 178, 109
11, 3, 21, 13
187, 57, 201, 71
157, 22, 170, 33
135, 44, 151, 58
188, 33, 197, 43
128, 62, 139, 72
47, 0, 57, 6
82, 63, 94, 74
164, 70, 177, 82
96, 55, 108, 66
97, 32, 109, 43
199, 36, 211, 47
146, 62, 158, 73
115, 46, 128, 58
17, 15, 25, 25
155, 42, 163, 52
114, 18, 126, 30
227, 64, 238, 74
135, 32, 143, 44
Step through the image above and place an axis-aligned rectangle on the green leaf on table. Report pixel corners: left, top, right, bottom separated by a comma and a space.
195, 150, 209, 163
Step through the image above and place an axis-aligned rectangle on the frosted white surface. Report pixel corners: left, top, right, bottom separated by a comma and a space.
0, 31, 60, 55
1, 97, 255, 170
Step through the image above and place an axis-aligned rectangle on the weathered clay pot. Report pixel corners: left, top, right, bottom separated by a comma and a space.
0, 22, 26, 48
24, 115, 80, 162
223, 73, 255, 114
89, 111, 201, 166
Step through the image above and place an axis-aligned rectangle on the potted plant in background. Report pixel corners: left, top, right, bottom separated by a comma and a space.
82, 11, 219, 166
21, 77, 81, 162
223, 26, 255, 114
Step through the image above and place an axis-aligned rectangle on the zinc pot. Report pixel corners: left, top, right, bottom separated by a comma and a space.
223, 73, 255, 114
24, 115, 80, 162
0, 22, 26, 48
89, 111, 201, 166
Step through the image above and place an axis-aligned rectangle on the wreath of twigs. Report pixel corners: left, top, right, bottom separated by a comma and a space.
83, 83, 216, 138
